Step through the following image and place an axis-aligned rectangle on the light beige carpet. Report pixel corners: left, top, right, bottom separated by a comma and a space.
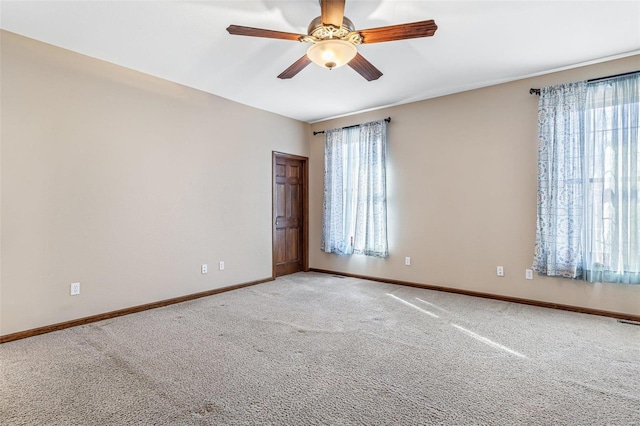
1, 272, 639, 425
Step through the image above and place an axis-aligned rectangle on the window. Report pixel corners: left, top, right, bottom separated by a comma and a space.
582, 76, 640, 283
533, 73, 640, 284
321, 119, 389, 258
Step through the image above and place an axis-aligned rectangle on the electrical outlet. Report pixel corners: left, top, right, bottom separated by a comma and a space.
201, 264, 208, 274
219, 261, 225, 271
496, 266, 504, 277
70, 282, 80, 296
405, 257, 411, 266
525, 269, 534, 280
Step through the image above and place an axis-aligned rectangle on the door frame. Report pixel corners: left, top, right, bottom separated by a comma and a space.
272, 151, 309, 278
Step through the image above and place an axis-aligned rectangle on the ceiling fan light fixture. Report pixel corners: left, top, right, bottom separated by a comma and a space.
306, 40, 357, 70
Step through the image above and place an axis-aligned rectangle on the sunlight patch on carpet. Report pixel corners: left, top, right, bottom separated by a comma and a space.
415, 297, 451, 314
451, 323, 527, 359
386, 294, 439, 318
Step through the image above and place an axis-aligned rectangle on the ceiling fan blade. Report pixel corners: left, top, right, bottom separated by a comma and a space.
277, 55, 312, 79
348, 53, 383, 81
359, 20, 438, 44
226, 25, 305, 41
320, 0, 345, 28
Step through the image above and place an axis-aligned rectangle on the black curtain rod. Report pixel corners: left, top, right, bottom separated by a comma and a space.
313, 117, 391, 136
529, 70, 639, 95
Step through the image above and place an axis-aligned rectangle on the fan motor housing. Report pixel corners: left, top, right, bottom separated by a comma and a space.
307, 16, 356, 40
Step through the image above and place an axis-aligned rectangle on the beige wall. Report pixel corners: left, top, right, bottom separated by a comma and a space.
0, 31, 309, 335
309, 54, 640, 317
2, 29, 638, 337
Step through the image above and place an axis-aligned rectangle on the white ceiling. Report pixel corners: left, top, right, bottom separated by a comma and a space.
1, 1, 639, 123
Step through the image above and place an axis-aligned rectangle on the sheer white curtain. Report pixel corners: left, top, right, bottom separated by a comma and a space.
533, 74, 640, 284
583, 75, 640, 284
321, 119, 389, 257
532, 82, 588, 278
322, 127, 348, 254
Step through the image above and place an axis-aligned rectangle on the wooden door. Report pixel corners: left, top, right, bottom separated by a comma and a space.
273, 153, 308, 277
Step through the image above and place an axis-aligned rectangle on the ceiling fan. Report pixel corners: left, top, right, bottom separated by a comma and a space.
226, 0, 438, 81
